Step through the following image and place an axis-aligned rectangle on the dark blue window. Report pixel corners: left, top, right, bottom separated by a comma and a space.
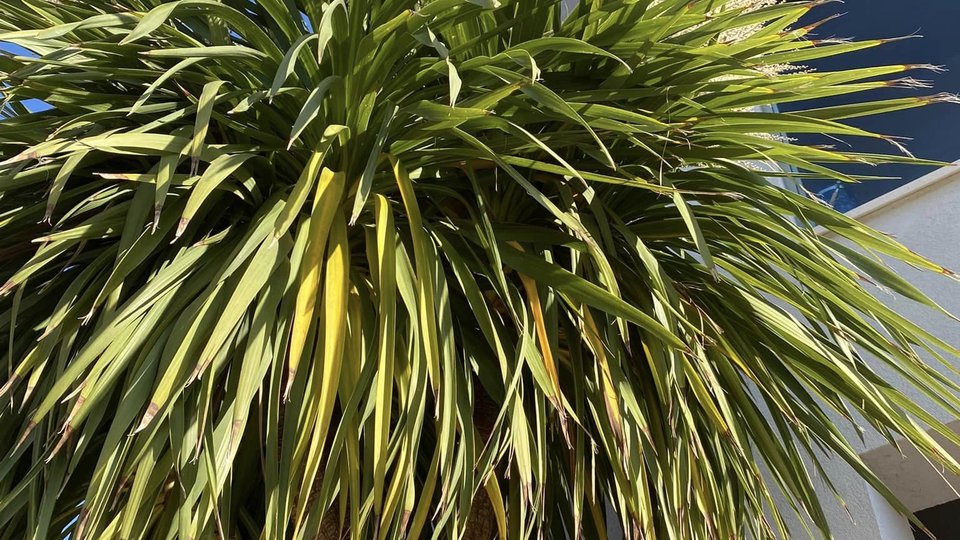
780, 1, 960, 209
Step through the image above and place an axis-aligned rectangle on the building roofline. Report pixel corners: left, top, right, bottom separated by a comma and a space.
815, 161, 960, 236
845, 161, 960, 222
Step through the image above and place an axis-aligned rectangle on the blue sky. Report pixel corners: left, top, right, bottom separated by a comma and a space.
2, 40, 53, 113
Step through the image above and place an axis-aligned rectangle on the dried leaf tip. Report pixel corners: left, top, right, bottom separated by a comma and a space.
175, 217, 189, 239
0, 375, 20, 400
46, 424, 74, 463
0, 280, 16, 298
134, 402, 160, 433
282, 370, 297, 402
15, 421, 36, 450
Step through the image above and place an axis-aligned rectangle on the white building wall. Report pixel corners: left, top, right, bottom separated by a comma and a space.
777, 163, 960, 539
869, 488, 915, 540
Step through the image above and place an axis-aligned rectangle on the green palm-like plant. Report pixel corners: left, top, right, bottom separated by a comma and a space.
3, 0, 960, 537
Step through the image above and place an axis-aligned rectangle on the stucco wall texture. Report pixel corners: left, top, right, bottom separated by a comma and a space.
773, 164, 960, 539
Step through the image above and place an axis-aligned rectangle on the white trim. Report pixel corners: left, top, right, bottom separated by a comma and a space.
844, 162, 960, 222
867, 488, 914, 540
816, 161, 960, 235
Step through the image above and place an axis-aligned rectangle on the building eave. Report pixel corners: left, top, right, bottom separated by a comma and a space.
817, 161, 960, 236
